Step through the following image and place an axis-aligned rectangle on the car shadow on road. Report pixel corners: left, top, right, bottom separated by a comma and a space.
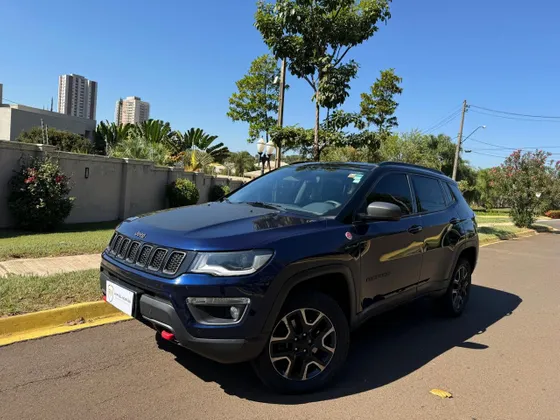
158, 284, 521, 404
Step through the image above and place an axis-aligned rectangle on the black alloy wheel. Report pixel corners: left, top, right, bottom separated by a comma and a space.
269, 308, 336, 381
440, 258, 472, 317
253, 291, 349, 394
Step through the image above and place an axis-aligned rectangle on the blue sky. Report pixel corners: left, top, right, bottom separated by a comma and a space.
1, 0, 560, 168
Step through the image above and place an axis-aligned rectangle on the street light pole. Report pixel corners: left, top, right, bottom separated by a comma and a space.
452, 100, 468, 181
276, 58, 286, 168
257, 138, 275, 176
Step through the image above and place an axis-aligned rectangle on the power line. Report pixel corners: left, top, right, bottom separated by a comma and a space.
467, 150, 509, 158
470, 105, 560, 119
421, 105, 463, 134
469, 137, 560, 150
1, 97, 18, 104
470, 109, 560, 123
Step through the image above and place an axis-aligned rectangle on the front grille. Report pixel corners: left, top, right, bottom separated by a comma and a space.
106, 233, 187, 276
164, 252, 186, 275
112, 235, 124, 255
118, 238, 131, 258
136, 245, 153, 267
127, 241, 141, 263
148, 248, 167, 271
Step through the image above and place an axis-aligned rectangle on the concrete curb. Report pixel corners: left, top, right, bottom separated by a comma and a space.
479, 229, 537, 247
0, 301, 131, 347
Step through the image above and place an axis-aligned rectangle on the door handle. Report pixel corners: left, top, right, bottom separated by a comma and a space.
450, 218, 459, 225
408, 225, 423, 234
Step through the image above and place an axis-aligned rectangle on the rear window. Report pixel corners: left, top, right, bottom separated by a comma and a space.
411, 176, 447, 213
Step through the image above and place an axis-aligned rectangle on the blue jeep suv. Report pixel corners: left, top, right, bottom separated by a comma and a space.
100, 161, 478, 394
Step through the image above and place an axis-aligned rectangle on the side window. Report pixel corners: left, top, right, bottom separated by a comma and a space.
366, 173, 413, 215
411, 176, 447, 213
445, 182, 457, 204
440, 180, 456, 205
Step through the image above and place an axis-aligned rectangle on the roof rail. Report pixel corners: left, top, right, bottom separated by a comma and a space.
378, 161, 445, 175
288, 160, 313, 165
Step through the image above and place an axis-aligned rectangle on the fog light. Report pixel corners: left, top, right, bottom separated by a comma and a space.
230, 306, 241, 321
186, 297, 250, 325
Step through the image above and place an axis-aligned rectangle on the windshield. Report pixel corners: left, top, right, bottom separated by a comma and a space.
227, 164, 369, 216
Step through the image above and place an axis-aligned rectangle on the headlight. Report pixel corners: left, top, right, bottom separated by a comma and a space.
189, 250, 273, 276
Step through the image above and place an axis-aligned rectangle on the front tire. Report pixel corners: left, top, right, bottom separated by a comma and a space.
252, 291, 350, 394
440, 258, 472, 317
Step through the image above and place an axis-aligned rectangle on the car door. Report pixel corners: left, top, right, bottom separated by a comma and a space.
409, 175, 460, 294
356, 172, 424, 311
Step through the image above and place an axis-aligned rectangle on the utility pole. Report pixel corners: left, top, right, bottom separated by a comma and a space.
276, 58, 286, 168
452, 99, 468, 181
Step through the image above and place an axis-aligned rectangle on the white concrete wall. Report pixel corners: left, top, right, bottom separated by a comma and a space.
0, 141, 245, 228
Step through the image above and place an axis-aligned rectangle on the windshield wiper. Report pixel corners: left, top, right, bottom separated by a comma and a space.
244, 201, 284, 210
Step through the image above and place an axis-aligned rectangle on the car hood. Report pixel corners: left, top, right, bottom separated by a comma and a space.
116, 202, 326, 251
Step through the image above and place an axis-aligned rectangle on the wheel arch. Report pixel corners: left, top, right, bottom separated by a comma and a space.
261, 264, 358, 335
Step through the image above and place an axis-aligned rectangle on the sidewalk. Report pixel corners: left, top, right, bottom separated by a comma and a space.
0, 254, 100, 277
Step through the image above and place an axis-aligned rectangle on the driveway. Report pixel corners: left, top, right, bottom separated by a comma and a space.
1, 233, 559, 420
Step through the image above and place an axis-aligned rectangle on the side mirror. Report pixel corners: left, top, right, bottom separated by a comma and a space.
359, 202, 402, 222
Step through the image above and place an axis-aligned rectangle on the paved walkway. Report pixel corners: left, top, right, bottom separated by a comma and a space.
0, 254, 100, 277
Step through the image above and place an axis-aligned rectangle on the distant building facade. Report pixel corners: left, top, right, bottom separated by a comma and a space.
58, 74, 97, 120
115, 96, 150, 125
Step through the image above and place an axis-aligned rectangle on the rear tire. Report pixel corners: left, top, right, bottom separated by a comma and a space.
252, 291, 350, 394
439, 258, 472, 317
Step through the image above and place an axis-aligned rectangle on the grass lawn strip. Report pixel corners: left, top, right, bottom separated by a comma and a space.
478, 224, 552, 244
0, 269, 100, 317
0, 221, 117, 261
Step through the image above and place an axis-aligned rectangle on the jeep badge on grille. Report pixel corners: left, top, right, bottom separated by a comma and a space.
135, 231, 147, 239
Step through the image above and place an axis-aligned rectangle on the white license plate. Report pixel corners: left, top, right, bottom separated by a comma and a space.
105, 280, 134, 316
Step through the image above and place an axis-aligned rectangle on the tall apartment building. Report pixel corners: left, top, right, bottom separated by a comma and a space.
115, 96, 150, 125
57, 74, 97, 120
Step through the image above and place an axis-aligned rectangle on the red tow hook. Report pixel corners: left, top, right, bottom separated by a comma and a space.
161, 331, 175, 341
102, 294, 107, 302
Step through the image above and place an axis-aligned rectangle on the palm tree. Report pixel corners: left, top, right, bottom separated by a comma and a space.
94, 120, 132, 154
129, 119, 173, 144
109, 136, 171, 166
227, 151, 255, 177
167, 128, 230, 164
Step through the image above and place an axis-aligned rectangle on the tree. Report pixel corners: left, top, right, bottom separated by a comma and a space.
255, 0, 392, 160
166, 128, 230, 167
321, 146, 367, 162
227, 54, 282, 143
493, 150, 553, 227
94, 120, 132, 154
109, 136, 172, 166
226, 151, 256, 177
17, 127, 93, 154
360, 68, 403, 136
129, 119, 173, 145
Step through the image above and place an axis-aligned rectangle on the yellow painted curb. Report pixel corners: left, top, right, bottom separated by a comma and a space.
0, 301, 132, 347
480, 229, 537, 247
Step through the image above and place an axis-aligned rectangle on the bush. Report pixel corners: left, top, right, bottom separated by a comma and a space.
166, 178, 199, 208
8, 157, 74, 231
209, 184, 230, 202
17, 127, 93, 154
545, 210, 560, 219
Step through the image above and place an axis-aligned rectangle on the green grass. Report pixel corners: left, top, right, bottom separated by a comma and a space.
0, 269, 101, 316
0, 221, 118, 261
478, 224, 552, 243
476, 215, 512, 224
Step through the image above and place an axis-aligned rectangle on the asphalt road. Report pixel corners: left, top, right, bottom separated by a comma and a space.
1, 233, 559, 420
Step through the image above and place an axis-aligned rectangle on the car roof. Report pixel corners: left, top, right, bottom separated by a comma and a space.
289, 161, 455, 182
289, 161, 377, 171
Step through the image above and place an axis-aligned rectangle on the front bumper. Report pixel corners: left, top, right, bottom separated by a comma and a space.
100, 258, 268, 364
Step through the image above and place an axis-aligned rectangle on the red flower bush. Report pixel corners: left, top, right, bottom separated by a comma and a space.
8, 157, 74, 231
